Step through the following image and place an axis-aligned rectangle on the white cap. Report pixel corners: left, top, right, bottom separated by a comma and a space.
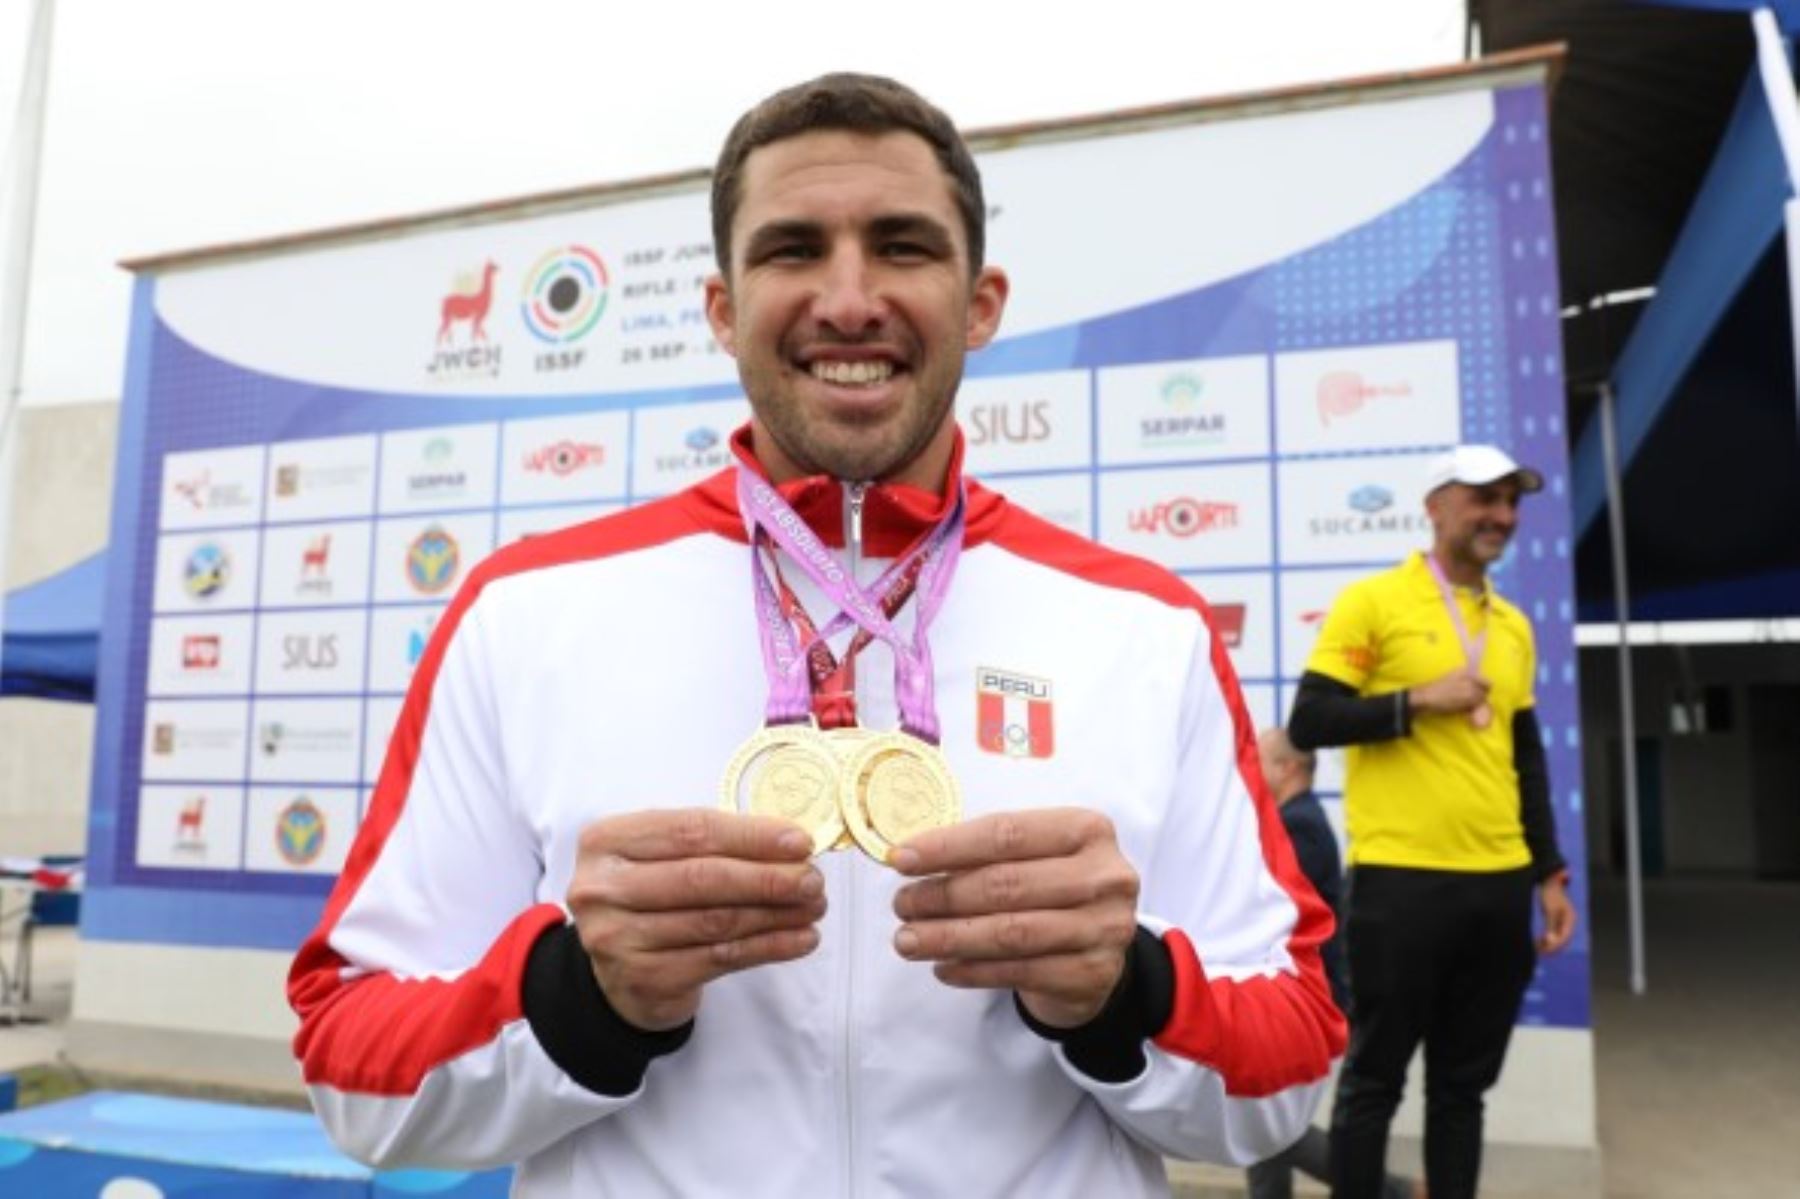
1423, 444, 1544, 495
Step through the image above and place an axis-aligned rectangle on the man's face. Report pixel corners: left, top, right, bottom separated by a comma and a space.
1427, 478, 1525, 569
705, 130, 1008, 487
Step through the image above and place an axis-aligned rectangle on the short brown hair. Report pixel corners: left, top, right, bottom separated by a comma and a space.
710, 73, 986, 278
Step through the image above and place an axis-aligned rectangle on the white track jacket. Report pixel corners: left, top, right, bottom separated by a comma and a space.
289, 430, 1344, 1198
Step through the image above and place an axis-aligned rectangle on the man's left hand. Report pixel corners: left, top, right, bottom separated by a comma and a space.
1537, 875, 1577, 955
889, 809, 1140, 1029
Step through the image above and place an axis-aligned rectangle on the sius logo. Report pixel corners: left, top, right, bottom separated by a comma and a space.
1129, 498, 1239, 538
282, 633, 339, 671
968, 400, 1051, 447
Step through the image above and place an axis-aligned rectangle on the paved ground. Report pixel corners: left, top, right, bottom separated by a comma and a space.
4, 877, 1797, 1196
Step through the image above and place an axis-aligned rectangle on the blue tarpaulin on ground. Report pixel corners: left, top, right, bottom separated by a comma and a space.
0, 551, 104, 702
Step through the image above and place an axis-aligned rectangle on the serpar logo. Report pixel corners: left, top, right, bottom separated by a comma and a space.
407, 436, 469, 502
183, 543, 232, 600
1141, 370, 1225, 448
407, 526, 461, 595
523, 440, 606, 477
275, 796, 326, 867
977, 667, 1054, 759
427, 261, 503, 379
1317, 371, 1412, 426
1129, 498, 1239, 538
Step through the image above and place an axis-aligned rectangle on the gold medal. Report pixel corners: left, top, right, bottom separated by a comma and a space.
821, 727, 876, 851
839, 732, 961, 864
719, 724, 844, 855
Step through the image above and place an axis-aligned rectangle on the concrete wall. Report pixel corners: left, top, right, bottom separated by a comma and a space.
1, 401, 117, 857
1579, 643, 1800, 878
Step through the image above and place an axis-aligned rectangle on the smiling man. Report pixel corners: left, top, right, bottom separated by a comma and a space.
1287, 444, 1577, 1199
289, 74, 1343, 1197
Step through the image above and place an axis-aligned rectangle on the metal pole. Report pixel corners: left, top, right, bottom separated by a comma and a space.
0, 0, 57, 671
1598, 381, 1647, 996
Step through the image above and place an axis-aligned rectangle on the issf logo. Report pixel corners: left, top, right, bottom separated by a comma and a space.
522, 245, 610, 344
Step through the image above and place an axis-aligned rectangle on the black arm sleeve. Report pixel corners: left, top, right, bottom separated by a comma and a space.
1513, 708, 1566, 882
1287, 670, 1410, 751
522, 922, 694, 1097
1014, 925, 1174, 1084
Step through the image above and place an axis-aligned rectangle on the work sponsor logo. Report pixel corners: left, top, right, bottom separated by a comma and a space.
966, 399, 1051, 447
275, 795, 327, 867
1128, 497, 1239, 538
523, 244, 609, 373
1307, 485, 1428, 539
427, 260, 503, 379
407, 526, 461, 595
523, 440, 606, 476
183, 543, 232, 600
1140, 371, 1227, 449
181, 634, 221, 671
977, 667, 1054, 759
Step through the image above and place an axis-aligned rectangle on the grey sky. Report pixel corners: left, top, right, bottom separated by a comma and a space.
1, 0, 1465, 407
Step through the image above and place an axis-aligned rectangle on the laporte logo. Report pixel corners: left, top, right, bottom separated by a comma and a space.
1129, 498, 1239, 538
523, 440, 606, 476
1317, 371, 1412, 426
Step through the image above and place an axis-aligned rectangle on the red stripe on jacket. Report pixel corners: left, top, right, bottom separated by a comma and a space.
983, 499, 1346, 1096
289, 494, 709, 1096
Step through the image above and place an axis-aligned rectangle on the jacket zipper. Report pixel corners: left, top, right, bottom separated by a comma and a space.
841, 481, 867, 1198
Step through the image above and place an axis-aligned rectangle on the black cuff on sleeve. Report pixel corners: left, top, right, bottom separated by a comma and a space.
1013, 925, 1175, 1084
522, 921, 693, 1097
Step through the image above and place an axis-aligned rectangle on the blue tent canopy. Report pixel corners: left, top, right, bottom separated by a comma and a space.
1, 551, 104, 702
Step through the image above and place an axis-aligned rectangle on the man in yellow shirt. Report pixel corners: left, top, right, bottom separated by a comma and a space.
1289, 444, 1576, 1199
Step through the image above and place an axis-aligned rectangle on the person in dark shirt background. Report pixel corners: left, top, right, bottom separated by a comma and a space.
1246, 728, 1420, 1199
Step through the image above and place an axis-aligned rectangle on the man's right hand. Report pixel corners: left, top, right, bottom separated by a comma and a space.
1408, 668, 1491, 717
566, 808, 826, 1032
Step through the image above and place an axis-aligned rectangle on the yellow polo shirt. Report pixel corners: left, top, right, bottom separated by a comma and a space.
1304, 551, 1536, 872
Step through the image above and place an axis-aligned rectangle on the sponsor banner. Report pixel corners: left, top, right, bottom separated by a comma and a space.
248, 697, 362, 785
253, 609, 368, 695
372, 512, 494, 603
146, 614, 255, 697
362, 696, 405, 785
629, 398, 748, 497
244, 787, 358, 875
501, 410, 629, 506
1237, 682, 1278, 732
135, 784, 246, 871
257, 520, 374, 609
957, 370, 1091, 475
141, 700, 248, 782
159, 445, 266, 531
497, 503, 621, 545
378, 423, 500, 514
1096, 355, 1270, 466
989, 473, 1091, 539
265, 435, 377, 523
1187, 572, 1275, 681
366, 606, 444, 695
1276, 455, 1434, 567
1275, 339, 1461, 455
152, 528, 261, 614
1097, 462, 1270, 570
1276, 566, 1372, 680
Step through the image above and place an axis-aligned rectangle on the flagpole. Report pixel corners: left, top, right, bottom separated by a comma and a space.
0, 0, 57, 674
